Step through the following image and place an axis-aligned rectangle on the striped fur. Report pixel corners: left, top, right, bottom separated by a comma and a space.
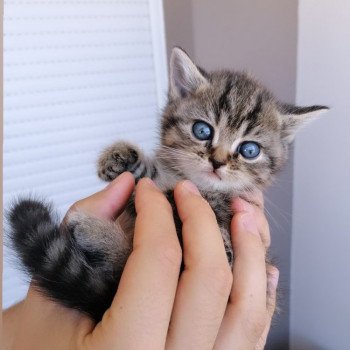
8, 199, 131, 321
9, 47, 328, 321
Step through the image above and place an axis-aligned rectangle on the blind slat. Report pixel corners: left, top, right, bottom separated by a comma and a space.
3, 0, 167, 309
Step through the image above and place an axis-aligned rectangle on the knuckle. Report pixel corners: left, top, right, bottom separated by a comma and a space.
233, 308, 267, 344
137, 187, 173, 215
157, 195, 173, 212
152, 241, 182, 271
263, 234, 271, 249
201, 200, 217, 218
267, 264, 279, 276
204, 265, 233, 297
69, 202, 80, 213
248, 311, 268, 339
151, 196, 173, 218
187, 200, 216, 222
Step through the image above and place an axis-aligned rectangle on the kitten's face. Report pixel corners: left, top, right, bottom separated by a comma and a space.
160, 48, 328, 193
161, 72, 285, 192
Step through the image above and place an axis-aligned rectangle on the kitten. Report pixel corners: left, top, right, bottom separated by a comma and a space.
8, 47, 328, 321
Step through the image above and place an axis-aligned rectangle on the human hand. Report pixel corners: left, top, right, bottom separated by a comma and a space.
4, 173, 278, 350
215, 193, 279, 349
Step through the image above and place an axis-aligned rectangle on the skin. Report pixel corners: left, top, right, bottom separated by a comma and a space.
2, 172, 278, 350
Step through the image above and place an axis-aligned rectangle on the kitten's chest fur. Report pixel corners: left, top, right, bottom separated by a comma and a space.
152, 158, 235, 230
201, 190, 233, 227
165, 188, 233, 229
124, 176, 235, 263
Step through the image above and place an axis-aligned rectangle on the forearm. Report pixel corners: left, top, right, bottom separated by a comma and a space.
3, 290, 86, 350
2, 302, 23, 350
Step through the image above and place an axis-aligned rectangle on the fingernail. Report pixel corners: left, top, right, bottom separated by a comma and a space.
240, 212, 259, 235
232, 197, 251, 213
182, 180, 201, 196
105, 172, 130, 189
143, 177, 158, 189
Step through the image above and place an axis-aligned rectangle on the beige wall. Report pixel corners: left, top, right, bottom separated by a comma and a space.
163, 1, 298, 347
163, 0, 195, 60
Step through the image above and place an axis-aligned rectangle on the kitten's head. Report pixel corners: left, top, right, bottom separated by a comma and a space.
160, 47, 328, 193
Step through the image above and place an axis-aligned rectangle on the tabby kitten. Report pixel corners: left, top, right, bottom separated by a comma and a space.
9, 47, 328, 321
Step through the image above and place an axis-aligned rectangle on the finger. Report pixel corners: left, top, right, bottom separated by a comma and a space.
166, 181, 232, 350
70, 172, 135, 220
266, 265, 279, 317
255, 266, 279, 350
232, 196, 270, 249
87, 179, 181, 350
215, 211, 267, 349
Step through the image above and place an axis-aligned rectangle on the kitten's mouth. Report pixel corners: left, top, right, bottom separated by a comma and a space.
207, 170, 222, 180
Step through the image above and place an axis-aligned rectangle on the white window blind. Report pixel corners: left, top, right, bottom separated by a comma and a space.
3, 0, 168, 308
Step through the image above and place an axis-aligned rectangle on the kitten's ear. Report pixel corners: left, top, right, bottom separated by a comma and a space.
169, 47, 209, 99
279, 104, 329, 143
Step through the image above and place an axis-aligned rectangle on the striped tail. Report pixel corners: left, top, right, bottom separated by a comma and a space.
8, 198, 127, 321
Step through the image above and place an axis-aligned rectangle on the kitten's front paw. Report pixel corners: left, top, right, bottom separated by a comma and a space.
98, 141, 140, 181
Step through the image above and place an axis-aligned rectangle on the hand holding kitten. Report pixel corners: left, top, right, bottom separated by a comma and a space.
4, 173, 278, 350
8, 47, 325, 321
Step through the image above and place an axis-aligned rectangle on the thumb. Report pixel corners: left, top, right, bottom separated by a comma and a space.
70, 172, 135, 220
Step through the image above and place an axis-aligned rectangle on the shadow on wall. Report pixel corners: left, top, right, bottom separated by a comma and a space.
268, 341, 328, 350
290, 336, 329, 350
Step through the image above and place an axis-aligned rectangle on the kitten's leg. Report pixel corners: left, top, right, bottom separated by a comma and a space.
9, 199, 132, 322
66, 211, 132, 268
97, 141, 157, 182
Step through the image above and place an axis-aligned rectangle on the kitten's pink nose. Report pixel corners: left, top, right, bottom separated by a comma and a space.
210, 146, 228, 170
210, 157, 226, 170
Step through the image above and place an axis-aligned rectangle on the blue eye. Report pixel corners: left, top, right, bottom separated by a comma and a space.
192, 121, 213, 141
238, 142, 261, 159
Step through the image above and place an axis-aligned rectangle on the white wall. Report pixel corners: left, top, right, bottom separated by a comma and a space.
3, 0, 168, 309
291, 1, 350, 349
